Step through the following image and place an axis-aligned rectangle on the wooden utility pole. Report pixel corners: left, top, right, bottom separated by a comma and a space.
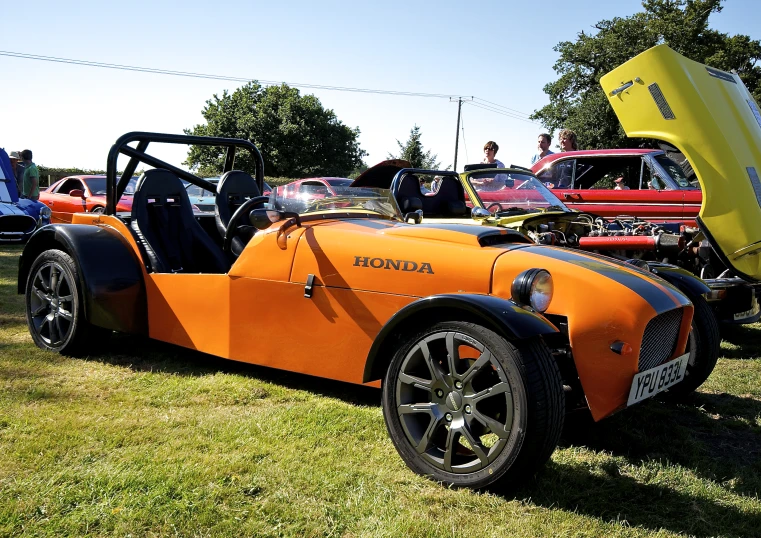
450, 97, 473, 172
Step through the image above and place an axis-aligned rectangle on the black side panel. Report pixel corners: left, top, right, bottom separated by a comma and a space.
362, 294, 558, 383
18, 225, 148, 334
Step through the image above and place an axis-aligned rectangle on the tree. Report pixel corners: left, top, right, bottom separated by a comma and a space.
531, 0, 761, 150
185, 82, 367, 178
387, 125, 445, 169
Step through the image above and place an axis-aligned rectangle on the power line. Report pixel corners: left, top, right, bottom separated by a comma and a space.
0, 50, 465, 100
0, 50, 541, 122
472, 97, 534, 119
465, 101, 542, 126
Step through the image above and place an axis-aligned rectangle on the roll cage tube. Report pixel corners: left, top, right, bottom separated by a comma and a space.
389, 168, 460, 197
105, 132, 265, 215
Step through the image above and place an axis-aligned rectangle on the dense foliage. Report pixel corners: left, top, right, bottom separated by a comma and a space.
185, 82, 367, 178
387, 125, 445, 169
531, 0, 761, 149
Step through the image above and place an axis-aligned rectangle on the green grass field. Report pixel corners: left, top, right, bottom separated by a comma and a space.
1, 245, 759, 537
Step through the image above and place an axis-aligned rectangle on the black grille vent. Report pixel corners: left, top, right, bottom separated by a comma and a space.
706, 66, 736, 84
639, 308, 683, 372
648, 83, 676, 120
0, 214, 37, 234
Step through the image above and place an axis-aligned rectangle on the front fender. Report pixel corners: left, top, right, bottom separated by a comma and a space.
648, 263, 710, 298
362, 293, 558, 383
18, 224, 148, 335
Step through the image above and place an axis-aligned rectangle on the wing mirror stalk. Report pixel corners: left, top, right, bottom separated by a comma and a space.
404, 209, 423, 224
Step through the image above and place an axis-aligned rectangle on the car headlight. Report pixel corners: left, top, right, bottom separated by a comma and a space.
39, 206, 52, 219
511, 268, 553, 312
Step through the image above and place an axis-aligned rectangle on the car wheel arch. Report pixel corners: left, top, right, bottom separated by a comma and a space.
362, 294, 558, 383
18, 224, 148, 335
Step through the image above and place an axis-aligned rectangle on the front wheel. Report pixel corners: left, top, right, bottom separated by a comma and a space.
25, 249, 100, 355
382, 322, 564, 489
667, 293, 720, 398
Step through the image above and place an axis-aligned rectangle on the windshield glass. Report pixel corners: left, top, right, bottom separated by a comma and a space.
653, 154, 699, 189
270, 185, 401, 219
466, 171, 571, 215
87, 177, 137, 195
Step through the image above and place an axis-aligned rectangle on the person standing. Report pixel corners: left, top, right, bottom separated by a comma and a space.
558, 129, 579, 152
482, 141, 505, 167
9, 151, 25, 194
530, 133, 554, 164
21, 149, 40, 201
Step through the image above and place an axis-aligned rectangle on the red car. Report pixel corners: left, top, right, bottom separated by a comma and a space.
40, 175, 134, 223
276, 177, 354, 212
531, 149, 702, 224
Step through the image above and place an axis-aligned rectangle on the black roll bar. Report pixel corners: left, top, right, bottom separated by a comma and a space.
105, 131, 265, 215
389, 168, 460, 197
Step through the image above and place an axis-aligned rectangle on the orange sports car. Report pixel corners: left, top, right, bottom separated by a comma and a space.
19, 132, 698, 489
39, 175, 135, 223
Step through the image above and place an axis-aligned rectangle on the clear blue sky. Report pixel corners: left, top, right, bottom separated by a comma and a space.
1, 0, 759, 174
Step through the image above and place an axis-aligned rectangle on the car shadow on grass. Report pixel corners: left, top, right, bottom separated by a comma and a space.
83, 332, 382, 408
510, 393, 761, 537
720, 323, 761, 359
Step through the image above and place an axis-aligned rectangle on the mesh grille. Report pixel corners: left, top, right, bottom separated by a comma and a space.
648, 83, 676, 120
639, 308, 683, 372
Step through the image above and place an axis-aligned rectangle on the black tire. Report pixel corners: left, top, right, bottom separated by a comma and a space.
25, 249, 99, 356
381, 322, 564, 489
667, 293, 720, 398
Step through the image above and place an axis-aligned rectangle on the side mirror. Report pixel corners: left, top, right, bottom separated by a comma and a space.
404, 209, 423, 224
471, 207, 491, 219
69, 189, 85, 198
250, 208, 301, 230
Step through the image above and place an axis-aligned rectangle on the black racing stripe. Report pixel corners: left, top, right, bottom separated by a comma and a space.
414, 222, 516, 239
521, 245, 680, 314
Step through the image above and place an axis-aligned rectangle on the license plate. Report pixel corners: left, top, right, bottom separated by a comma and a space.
627, 353, 689, 406
733, 293, 759, 321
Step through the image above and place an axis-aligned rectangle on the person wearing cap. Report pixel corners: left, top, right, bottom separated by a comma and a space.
9, 151, 26, 194
20, 149, 40, 201
613, 176, 630, 190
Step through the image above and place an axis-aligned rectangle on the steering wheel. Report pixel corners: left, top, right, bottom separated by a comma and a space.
222, 196, 270, 256
486, 202, 504, 213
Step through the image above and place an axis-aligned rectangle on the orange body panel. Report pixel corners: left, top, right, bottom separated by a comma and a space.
67, 213, 693, 421
493, 248, 692, 419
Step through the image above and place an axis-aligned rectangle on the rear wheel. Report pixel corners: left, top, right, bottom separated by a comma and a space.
91, 206, 105, 214
382, 322, 564, 489
667, 294, 720, 397
25, 249, 100, 355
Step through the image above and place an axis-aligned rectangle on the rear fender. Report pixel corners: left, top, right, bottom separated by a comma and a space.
362, 294, 558, 383
18, 224, 148, 334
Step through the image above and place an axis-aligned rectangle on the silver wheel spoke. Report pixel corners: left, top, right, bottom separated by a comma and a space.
31, 303, 48, 316
415, 414, 441, 454
419, 340, 447, 386
57, 308, 73, 322
459, 424, 490, 465
54, 315, 66, 342
38, 271, 51, 293
471, 409, 511, 439
50, 267, 60, 296
443, 427, 458, 472
445, 332, 461, 378
461, 350, 493, 386
398, 402, 437, 416
398, 372, 433, 392
33, 288, 48, 303
472, 381, 512, 404
58, 294, 73, 303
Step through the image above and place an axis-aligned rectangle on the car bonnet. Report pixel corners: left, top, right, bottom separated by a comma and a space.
600, 44, 761, 281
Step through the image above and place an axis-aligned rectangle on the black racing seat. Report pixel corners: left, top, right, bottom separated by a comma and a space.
433, 177, 468, 216
130, 169, 229, 274
396, 174, 423, 213
215, 170, 262, 256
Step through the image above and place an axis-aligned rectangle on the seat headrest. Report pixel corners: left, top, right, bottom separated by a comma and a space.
217, 170, 260, 199
132, 169, 188, 206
